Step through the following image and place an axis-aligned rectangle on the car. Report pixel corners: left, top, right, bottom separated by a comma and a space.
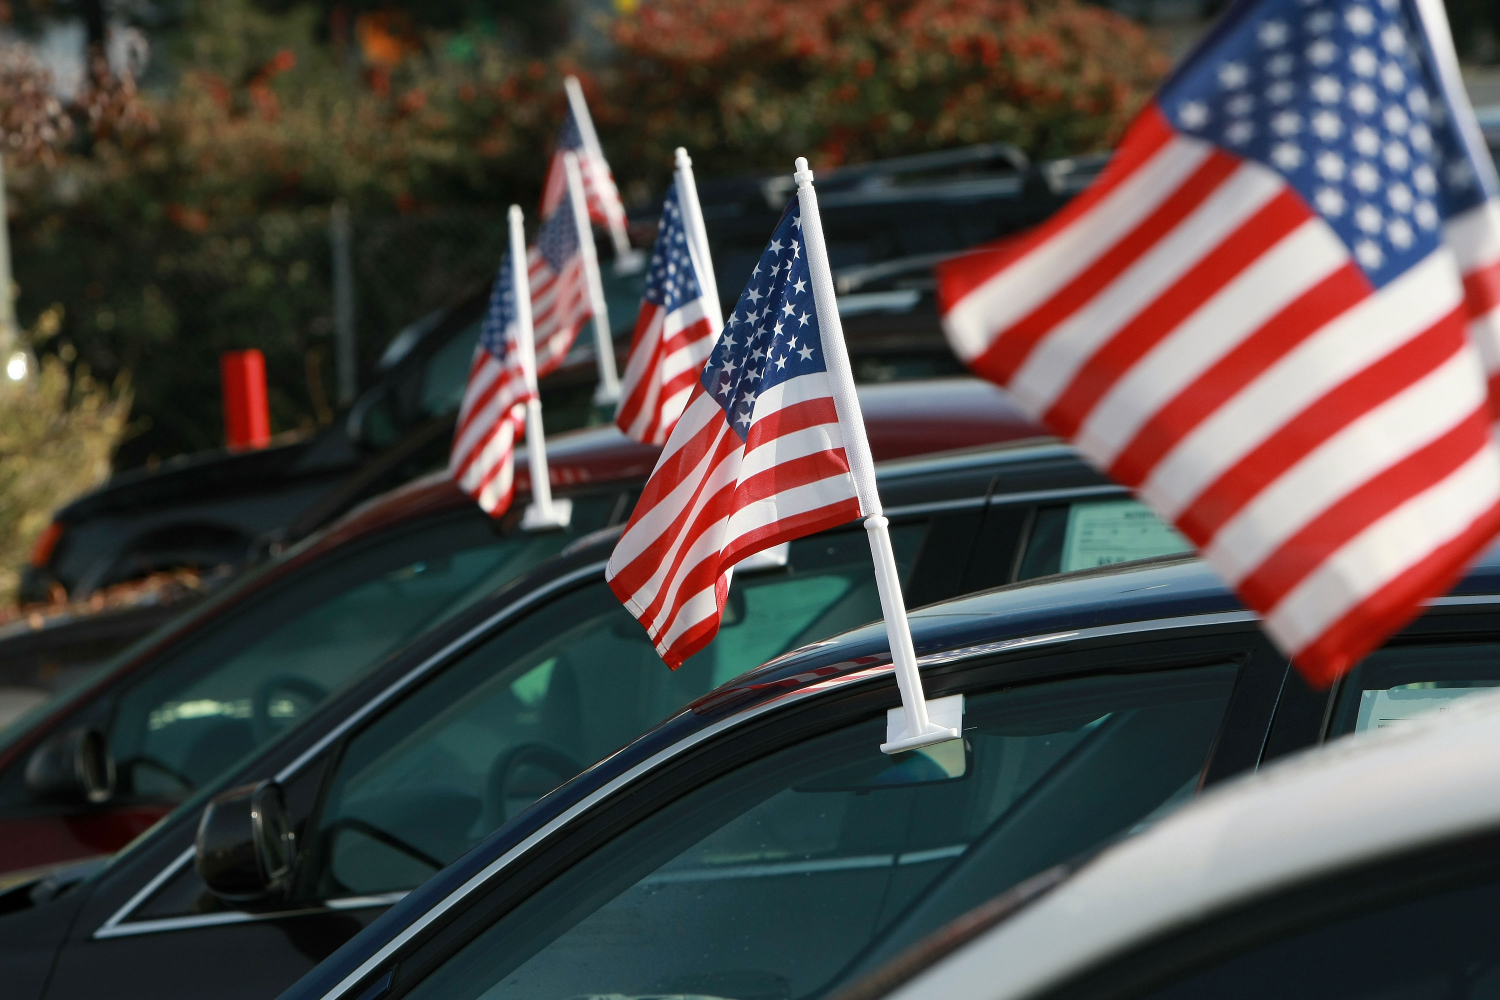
0, 438, 1192, 1000
0, 378, 1040, 875
19, 143, 1104, 607
275, 546, 1500, 1000
830, 689, 1500, 1000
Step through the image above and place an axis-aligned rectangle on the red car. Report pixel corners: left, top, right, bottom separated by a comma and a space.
0, 377, 1041, 876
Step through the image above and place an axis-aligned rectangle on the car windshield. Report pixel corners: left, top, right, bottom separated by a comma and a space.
37, 498, 616, 807
401, 665, 1236, 1000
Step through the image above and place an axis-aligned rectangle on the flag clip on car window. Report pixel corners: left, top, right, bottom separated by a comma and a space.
562, 151, 623, 408
794, 156, 963, 754
508, 205, 573, 533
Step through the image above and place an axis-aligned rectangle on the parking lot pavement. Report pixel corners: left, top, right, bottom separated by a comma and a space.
0, 687, 49, 731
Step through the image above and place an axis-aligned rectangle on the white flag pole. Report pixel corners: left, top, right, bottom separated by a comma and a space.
563, 75, 641, 269
673, 147, 723, 333
793, 156, 962, 754
563, 151, 623, 408
509, 205, 572, 531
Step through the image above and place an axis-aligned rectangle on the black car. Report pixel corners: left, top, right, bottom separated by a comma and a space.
20, 144, 1101, 607
276, 545, 1500, 1000
0, 441, 1188, 1000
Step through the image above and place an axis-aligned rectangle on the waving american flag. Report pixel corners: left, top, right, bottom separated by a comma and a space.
522, 187, 593, 378
451, 251, 537, 517
616, 180, 721, 444
540, 79, 628, 243
939, 0, 1500, 685
607, 207, 861, 666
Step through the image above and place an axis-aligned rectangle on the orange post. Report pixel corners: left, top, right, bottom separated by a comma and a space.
221, 349, 271, 450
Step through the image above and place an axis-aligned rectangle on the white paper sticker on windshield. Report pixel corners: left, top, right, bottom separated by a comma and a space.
1355, 684, 1499, 732
1060, 499, 1192, 573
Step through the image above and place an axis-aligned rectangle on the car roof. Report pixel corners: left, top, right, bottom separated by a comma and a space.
284, 540, 1500, 1000
876, 688, 1500, 1000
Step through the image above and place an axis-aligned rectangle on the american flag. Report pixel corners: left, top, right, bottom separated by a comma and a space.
540, 93, 627, 235
450, 252, 538, 517
527, 190, 592, 378
616, 181, 721, 444
939, 0, 1500, 686
607, 207, 861, 666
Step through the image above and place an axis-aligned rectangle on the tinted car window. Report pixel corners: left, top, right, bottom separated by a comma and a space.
402, 665, 1235, 1000
104, 499, 616, 802
304, 524, 925, 900
1122, 872, 1500, 1000
420, 319, 482, 417
1017, 498, 1192, 582
1329, 644, 1500, 737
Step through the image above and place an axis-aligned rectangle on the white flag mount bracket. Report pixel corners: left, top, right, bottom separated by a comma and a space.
792, 156, 963, 755
522, 492, 573, 532
612, 248, 648, 277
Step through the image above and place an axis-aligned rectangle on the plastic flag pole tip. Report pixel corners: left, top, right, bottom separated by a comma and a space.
522, 496, 573, 532
881, 693, 964, 754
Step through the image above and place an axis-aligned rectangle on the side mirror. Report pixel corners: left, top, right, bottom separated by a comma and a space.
25, 727, 115, 805
195, 780, 295, 902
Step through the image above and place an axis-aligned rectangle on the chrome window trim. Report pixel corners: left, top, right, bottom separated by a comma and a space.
94, 893, 406, 940
316, 607, 1271, 1000
988, 484, 1126, 507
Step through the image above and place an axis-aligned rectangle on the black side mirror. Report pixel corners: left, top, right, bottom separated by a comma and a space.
25, 727, 115, 805
195, 780, 295, 901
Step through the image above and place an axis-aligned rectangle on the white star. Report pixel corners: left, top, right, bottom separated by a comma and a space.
1306, 10, 1335, 33
1312, 110, 1343, 140
1266, 80, 1297, 104
779, 300, 794, 317
797, 311, 810, 328
1388, 218, 1415, 249
1383, 105, 1410, 134
1311, 76, 1342, 104
736, 410, 751, 427
1356, 239, 1384, 269
768, 239, 783, 253
1383, 141, 1410, 172
1353, 126, 1381, 156
1218, 62, 1249, 89
793, 215, 802, 229
1349, 84, 1378, 115
1408, 88, 1430, 117
722, 332, 737, 349
1225, 121, 1255, 145
1272, 111, 1302, 136
1316, 151, 1346, 180
1355, 203, 1384, 233
1412, 164, 1437, 194
750, 345, 765, 361
742, 390, 758, 406
1178, 101, 1209, 128
1350, 47, 1378, 76
774, 355, 787, 370
1388, 182, 1413, 213
1307, 40, 1339, 66
745, 286, 763, 304
751, 262, 762, 277
718, 378, 733, 396
790, 240, 800, 258
1258, 19, 1288, 46
786, 336, 798, 350
1272, 142, 1304, 170
1345, 5, 1375, 34
792, 278, 807, 294
1380, 62, 1406, 93
1352, 161, 1381, 192
1408, 124, 1432, 154
1226, 93, 1256, 117
1380, 24, 1405, 53
1415, 201, 1439, 229
1268, 53, 1296, 75
1316, 187, 1347, 216
797, 344, 814, 361
773, 320, 784, 336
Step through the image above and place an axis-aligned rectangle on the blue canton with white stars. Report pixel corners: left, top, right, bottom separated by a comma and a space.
702, 207, 826, 441
644, 182, 703, 312
479, 252, 519, 362
537, 183, 580, 273
556, 106, 584, 156
1161, 0, 1488, 288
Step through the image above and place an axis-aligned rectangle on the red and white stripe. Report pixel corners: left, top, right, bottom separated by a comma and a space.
542, 151, 626, 234
449, 348, 533, 517
527, 245, 590, 378
616, 295, 717, 445
939, 106, 1500, 685
606, 374, 860, 667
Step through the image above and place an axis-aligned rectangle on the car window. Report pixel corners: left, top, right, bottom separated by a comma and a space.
301, 524, 925, 902
1017, 498, 1193, 582
419, 318, 482, 417
399, 664, 1235, 1000
107, 498, 616, 803
1111, 870, 1500, 1000
1328, 644, 1500, 737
